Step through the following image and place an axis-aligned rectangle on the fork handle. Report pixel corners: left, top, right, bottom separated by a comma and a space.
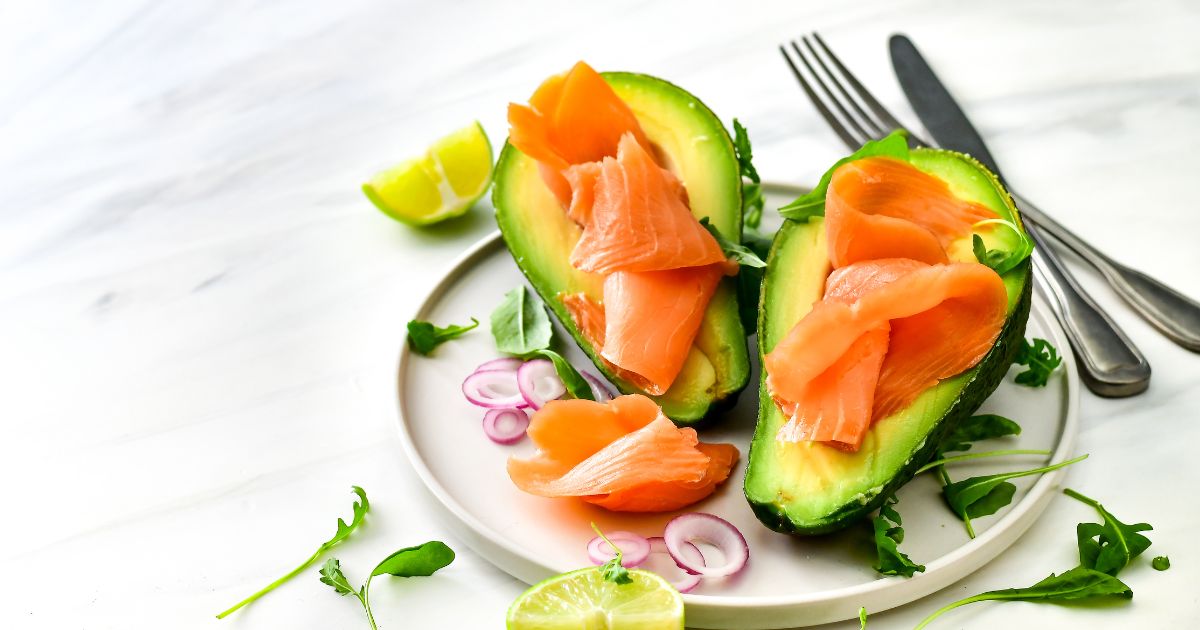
1015, 193, 1200, 353
1023, 217, 1151, 397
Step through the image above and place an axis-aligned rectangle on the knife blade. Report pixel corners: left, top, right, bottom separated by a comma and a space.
888, 33, 1151, 397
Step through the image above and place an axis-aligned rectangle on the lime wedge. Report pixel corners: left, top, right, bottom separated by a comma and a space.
363, 121, 493, 225
506, 568, 684, 630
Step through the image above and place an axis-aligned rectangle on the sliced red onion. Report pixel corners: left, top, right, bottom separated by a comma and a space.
586, 531, 650, 568
517, 358, 566, 410
663, 513, 748, 578
462, 369, 526, 409
583, 372, 616, 403
481, 407, 529, 445
643, 536, 704, 593
476, 357, 524, 373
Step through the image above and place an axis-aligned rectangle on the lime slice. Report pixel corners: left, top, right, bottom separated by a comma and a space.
363, 121, 493, 225
506, 568, 684, 630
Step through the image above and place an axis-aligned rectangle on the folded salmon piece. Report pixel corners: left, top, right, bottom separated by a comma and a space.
507, 395, 739, 512
825, 156, 996, 268
765, 259, 1007, 451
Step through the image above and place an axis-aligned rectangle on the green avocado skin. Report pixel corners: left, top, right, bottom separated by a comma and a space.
745, 147, 1032, 535
491, 72, 749, 426
749, 274, 1031, 535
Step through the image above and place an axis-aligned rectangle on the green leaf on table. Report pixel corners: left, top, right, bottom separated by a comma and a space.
372, 541, 456, 578
943, 455, 1087, 521
778, 130, 909, 222
1013, 337, 1062, 387
319, 558, 358, 596
871, 496, 924, 577
406, 318, 479, 356
700, 217, 765, 268
914, 565, 1132, 629
731, 119, 764, 229
591, 523, 634, 585
940, 414, 1022, 453
490, 286, 554, 356
1152, 556, 1170, 571
1064, 488, 1153, 576
533, 349, 594, 401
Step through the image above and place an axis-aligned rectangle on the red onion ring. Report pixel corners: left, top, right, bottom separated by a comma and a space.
582, 372, 616, 403
643, 536, 704, 593
476, 357, 524, 373
516, 359, 566, 409
663, 513, 748, 578
462, 369, 526, 409
481, 407, 529, 445
586, 531, 650, 568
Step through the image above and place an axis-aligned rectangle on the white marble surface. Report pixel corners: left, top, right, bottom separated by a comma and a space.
2, 0, 1198, 628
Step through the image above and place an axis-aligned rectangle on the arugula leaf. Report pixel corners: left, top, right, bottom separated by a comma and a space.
490, 286, 554, 357
778, 130, 910, 222
216, 486, 370, 619
736, 231, 773, 334
732, 119, 764, 229
871, 496, 925, 577
916, 449, 1050, 476
591, 523, 633, 585
1152, 556, 1170, 571
914, 566, 1132, 629
700, 217, 765, 268
1063, 488, 1152, 576
1013, 338, 1062, 387
858, 606, 868, 629
940, 414, 1022, 453
943, 455, 1087, 521
323, 541, 455, 630
406, 318, 479, 356
532, 349, 594, 401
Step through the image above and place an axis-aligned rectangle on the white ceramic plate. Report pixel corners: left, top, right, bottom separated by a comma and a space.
395, 184, 1079, 629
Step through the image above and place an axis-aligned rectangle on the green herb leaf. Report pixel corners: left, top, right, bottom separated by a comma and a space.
591, 523, 633, 585
406, 318, 479, 356
1013, 338, 1062, 387
731, 119, 764, 229
778, 130, 910, 222
699, 217, 765, 268
871, 496, 925, 577
319, 558, 357, 596
858, 606, 868, 629
916, 449, 1050, 476
490, 286, 554, 357
943, 455, 1087, 521
1063, 488, 1153, 576
216, 486, 370, 619
940, 414, 1022, 453
1152, 556, 1170, 571
372, 541, 456, 578
914, 566, 1132, 629
533, 349, 595, 401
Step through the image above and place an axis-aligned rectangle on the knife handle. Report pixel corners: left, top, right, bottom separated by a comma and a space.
1023, 218, 1151, 397
1015, 193, 1200, 353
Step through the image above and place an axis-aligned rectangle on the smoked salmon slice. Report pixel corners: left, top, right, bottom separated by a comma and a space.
765, 259, 1007, 451
507, 395, 739, 512
825, 156, 996, 268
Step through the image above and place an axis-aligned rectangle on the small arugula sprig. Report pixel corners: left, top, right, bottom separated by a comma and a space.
699, 217, 766, 268
1064, 488, 1153, 576
871, 495, 924, 577
932, 414, 1024, 538
217, 486, 370, 619
943, 454, 1088, 521
489, 286, 594, 401
590, 523, 633, 585
320, 541, 455, 630
1013, 337, 1062, 387
406, 317, 479, 356
731, 119, 764, 230
778, 130, 909, 222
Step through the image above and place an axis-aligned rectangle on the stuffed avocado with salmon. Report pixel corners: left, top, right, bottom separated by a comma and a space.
493, 63, 750, 425
745, 133, 1033, 535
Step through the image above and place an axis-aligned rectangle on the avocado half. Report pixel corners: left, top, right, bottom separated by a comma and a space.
744, 148, 1033, 535
492, 72, 750, 425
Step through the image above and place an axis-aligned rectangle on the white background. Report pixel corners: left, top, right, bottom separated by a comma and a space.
2, 0, 1198, 628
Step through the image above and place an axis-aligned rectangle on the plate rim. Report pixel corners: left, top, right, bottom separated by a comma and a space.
392, 182, 1080, 626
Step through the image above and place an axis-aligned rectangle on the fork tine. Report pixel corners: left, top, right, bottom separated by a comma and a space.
801, 36, 887, 139
811, 32, 906, 132
778, 44, 861, 151
789, 40, 874, 146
